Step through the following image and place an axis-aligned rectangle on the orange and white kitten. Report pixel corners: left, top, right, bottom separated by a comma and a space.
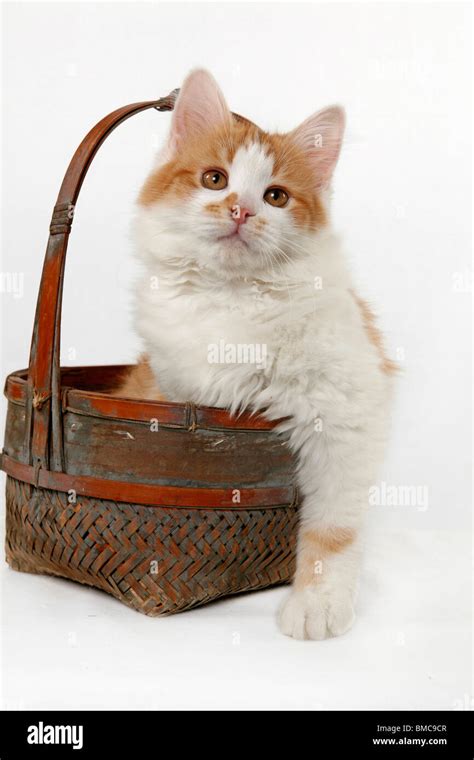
121, 69, 395, 639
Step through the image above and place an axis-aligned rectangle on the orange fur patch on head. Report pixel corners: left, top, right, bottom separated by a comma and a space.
204, 202, 222, 215
204, 191, 238, 217
294, 527, 355, 589
138, 117, 327, 231
138, 122, 233, 205
265, 133, 327, 229
350, 290, 398, 376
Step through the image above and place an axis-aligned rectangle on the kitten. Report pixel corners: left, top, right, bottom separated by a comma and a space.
119, 69, 396, 639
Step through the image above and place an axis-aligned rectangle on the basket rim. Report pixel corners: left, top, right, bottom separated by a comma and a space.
4, 366, 286, 433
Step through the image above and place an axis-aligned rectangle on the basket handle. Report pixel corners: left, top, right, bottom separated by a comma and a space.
26, 90, 179, 470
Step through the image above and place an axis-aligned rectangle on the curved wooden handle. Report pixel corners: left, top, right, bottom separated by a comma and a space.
26, 91, 179, 470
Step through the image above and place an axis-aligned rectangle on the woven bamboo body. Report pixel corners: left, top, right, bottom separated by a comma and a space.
5, 477, 297, 615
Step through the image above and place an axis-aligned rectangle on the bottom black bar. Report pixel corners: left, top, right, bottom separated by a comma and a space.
0, 710, 472, 757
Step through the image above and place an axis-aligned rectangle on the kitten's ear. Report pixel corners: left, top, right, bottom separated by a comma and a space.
290, 106, 345, 189
168, 69, 231, 153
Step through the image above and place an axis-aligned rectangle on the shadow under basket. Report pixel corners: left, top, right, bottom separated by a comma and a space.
1, 91, 299, 616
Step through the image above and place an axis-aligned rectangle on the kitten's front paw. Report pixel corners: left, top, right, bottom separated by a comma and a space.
277, 586, 355, 640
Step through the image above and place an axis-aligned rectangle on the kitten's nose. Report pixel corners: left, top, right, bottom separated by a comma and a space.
231, 204, 255, 226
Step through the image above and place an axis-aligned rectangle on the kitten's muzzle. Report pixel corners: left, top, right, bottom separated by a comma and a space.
231, 204, 255, 226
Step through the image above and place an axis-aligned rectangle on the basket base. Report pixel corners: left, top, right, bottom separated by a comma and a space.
6, 552, 43, 575
5, 475, 297, 616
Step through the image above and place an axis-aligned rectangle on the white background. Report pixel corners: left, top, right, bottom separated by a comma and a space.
1, 1, 472, 710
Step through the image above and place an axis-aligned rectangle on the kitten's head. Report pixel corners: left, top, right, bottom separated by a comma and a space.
137, 69, 345, 278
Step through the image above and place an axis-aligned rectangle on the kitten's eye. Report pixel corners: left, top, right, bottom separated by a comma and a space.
264, 187, 289, 208
202, 170, 228, 190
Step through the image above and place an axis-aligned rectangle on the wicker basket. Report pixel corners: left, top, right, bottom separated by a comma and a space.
1, 91, 299, 615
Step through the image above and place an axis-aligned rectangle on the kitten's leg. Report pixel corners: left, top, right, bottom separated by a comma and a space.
111, 354, 167, 401
278, 416, 386, 640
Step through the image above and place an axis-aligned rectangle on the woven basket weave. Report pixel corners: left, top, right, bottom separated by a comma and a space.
1, 90, 299, 615
5, 478, 297, 615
